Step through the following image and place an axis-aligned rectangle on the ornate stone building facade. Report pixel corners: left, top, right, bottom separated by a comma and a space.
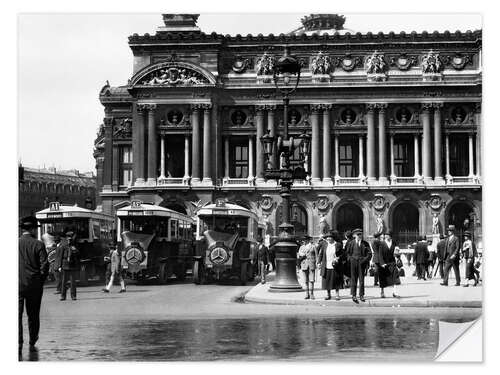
19, 166, 96, 218
94, 14, 482, 246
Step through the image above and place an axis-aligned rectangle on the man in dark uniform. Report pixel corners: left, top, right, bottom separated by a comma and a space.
346, 228, 372, 303
19, 216, 49, 353
253, 235, 269, 284
371, 232, 382, 286
58, 231, 80, 300
441, 225, 461, 286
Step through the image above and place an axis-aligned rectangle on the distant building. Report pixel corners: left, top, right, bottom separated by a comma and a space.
18, 166, 97, 218
94, 13, 482, 246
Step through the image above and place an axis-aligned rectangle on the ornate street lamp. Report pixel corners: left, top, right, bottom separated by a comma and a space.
260, 46, 310, 292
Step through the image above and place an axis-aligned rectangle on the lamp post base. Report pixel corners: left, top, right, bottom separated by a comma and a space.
269, 237, 302, 292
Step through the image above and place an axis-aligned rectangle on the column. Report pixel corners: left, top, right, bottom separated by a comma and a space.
224, 137, 230, 178
389, 132, 395, 181
191, 105, 201, 183
322, 104, 332, 184
475, 103, 481, 178
255, 106, 265, 182
468, 133, 474, 177
183, 135, 190, 180
334, 133, 340, 182
103, 117, 113, 191
202, 104, 212, 184
267, 105, 277, 169
414, 134, 420, 178
159, 133, 166, 179
310, 105, 321, 183
248, 136, 254, 182
146, 104, 157, 184
134, 104, 146, 185
445, 132, 451, 182
366, 104, 376, 182
421, 104, 432, 182
377, 103, 388, 183
433, 102, 444, 182
358, 135, 365, 179
112, 145, 119, 190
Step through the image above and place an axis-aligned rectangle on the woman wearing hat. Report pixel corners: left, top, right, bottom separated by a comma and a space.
374, 230, 401, 298
462, 231, 478, 286
318, 231, 344, 300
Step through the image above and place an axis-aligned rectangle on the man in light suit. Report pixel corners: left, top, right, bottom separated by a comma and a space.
297, 235, 317, 299
441, 225, 461, 286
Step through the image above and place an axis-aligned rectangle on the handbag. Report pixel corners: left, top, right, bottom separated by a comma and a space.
368, 264, 375, 277
399, 268, 405, 277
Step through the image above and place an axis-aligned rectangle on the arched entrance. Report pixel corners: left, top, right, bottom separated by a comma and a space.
447, 201, 474, 241
336, 203, 363, 234
391, 203, 419, 247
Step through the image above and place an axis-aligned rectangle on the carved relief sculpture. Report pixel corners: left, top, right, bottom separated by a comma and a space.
432, 213, 440, 235
422, 51, 443, 81
255, 52, 275, 76
141, 66, 209, 86
376, 213, 385, 234
311, 51, 332, 81
318, 214, 330, 236
365, 51, 387, 81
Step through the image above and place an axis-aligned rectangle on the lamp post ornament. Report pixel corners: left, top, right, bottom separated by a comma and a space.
260, 46, 310, 292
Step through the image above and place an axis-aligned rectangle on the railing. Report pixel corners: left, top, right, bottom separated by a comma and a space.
336, 177, 366, 185
157, 177, 188, 186
392, 176, 422, 185
449, 176, 477, 184
222, 178, 254, 187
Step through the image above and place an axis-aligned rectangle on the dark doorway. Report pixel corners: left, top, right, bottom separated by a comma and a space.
336, 203, 363, 234
392, 203, 419, 247
165, 135, 185, 178
447, 202, 473, 241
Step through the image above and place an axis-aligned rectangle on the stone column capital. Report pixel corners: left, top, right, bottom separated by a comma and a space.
376, 103, 388, 112
255, 105, 267, 113
201, 104, 212, 112
365, 104, 377, 112
474, 102, 481, 114
264, 104, 276, 112
190, 104, 204, 111
144, 104, 157, 112
432, 102, 444, 109
103, 117, 114, 127
320, 104, 333, 111
421, 103, 433, 113
310, 104, 323, 113
136, 104, 147, 113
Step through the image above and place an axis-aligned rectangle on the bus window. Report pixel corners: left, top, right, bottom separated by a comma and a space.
170, 219, 178, 239
93, 222, 100, 240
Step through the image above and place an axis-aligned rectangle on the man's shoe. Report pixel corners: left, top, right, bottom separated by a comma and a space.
305, 294, 310, 300
352, 296, 359, 304
440, 282, 448, 286
102, 289, 109, 293
119, 289, 126, 293
380, 292, 386, 298
29, 345, 38, 353
325, 295, 331, 300
392, 293, 400, 298
335, 296, 340, 301
59, 297, 66, 301
310, 293, 315, 300
54, 291, 61, 295
71, 297, 77, 300
360, 296, 366, 302
455, 283, 461, 286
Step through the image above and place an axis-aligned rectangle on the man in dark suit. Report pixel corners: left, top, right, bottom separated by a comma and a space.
441, 225, 461, 286
435, 234, 446, 279
347, 228, 372, 303
58, 231, 80, 300
253, 235, 269, 284
19, 216, 49, 353
414, 236, 430, 280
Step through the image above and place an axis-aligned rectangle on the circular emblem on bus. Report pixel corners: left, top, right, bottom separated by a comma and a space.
125, 247, 144, 265
209, 247, 229, 265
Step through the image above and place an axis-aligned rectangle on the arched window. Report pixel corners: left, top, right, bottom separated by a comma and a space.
336, 203, 363, 235
447, 201, 474, 241
391, 202, 419, 247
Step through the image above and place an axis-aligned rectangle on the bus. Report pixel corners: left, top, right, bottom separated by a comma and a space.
36, 202, 114, 285
193, 199, 261, 285
116, 201, 195, 283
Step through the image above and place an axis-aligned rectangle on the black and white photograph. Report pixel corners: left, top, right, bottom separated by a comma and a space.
13, 2, 491, 366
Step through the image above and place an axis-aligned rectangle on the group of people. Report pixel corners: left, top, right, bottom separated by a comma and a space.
296, 228, 401, 303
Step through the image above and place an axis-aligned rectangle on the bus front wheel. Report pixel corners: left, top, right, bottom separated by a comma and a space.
193, 261, 205, 285
158, 263, 168, 284
240, 262, 248, 286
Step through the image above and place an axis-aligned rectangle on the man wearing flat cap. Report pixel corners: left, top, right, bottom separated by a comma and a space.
441, 225, 461, 286
57, 230, 80, 300
19, 216, 48, 353
346, 228, 372, 303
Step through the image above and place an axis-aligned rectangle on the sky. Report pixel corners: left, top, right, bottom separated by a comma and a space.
17, 13, 482, 173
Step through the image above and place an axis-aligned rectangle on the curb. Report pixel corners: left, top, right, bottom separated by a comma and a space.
244, 295, 482, 308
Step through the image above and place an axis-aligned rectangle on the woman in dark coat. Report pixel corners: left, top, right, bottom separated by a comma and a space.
374, 230, 401, 298
319, 231, 345, 300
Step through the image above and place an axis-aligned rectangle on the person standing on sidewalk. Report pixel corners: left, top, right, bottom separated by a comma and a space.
297, 235, 317, 299
371, 232, 382, 287
374, 230, 400, 298
435, 234, 446, 279
58, 231, 80, 301
319, 231, 345, 301
462, 231, 478, 287
19, 216, 49, 353
102, 242, 126, 293
347, 228, 371, 303
414, 236, 429, 280
441, 225, 461, 286
253, 236, 269, 284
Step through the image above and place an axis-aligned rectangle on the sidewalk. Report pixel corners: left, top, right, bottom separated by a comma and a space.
245, 265, 482, 308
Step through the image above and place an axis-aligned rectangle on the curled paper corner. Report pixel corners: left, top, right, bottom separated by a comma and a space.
435, 316, 482, 361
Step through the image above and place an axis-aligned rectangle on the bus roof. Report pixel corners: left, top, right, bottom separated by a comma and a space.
36, 205, 114, 221
117, 203, 194, 223
197, 202, 258, 221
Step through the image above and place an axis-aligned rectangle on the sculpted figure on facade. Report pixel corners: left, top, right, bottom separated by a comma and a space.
143, 67, 208, 86
376, 212, 385, 234
432, 213, 440, 235
318, 214, 329, 236
311, 51, 332, 75
422, 51, 442, 74
366, 52, 387, 74
255, 52, 275, 76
